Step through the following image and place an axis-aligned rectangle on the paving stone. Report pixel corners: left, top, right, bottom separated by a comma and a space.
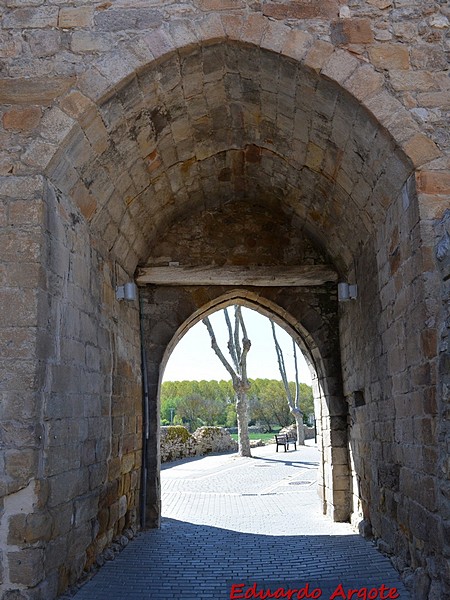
72, 444, 410, 599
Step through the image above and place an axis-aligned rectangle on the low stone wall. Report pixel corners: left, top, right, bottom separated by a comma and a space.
160, 426, 237, 463
279, 424, 316, 441
192, 427, 238, 456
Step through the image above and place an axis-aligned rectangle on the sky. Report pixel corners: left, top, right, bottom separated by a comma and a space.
162, 307, 313, 385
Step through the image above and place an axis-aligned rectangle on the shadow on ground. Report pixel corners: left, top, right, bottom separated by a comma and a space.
72, 518, 410, 600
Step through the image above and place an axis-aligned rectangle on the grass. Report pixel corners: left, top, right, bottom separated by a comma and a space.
230, 431, 280, 443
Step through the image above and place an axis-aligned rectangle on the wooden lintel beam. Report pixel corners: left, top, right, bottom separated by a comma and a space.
135, 265, 338, 287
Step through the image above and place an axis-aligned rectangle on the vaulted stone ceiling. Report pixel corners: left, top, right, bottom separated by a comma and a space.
48, 41, 414, 276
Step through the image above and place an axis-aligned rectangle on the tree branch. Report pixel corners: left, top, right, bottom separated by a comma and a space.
203, 316, 238, 386
293, 337, 301, 413
271, 321, 294, 410
233, 306, 242, 373
224, 308, 239, 373
236, 306, 251, 385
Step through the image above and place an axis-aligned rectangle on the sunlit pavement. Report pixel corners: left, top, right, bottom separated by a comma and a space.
72, 441, 411, 599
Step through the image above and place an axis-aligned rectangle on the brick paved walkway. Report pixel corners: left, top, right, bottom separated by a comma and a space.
72, 442, 411, 600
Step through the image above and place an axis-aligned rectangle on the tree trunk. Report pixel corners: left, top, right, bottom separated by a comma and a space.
236, 389, 251, 457
203, 307, 252, 458
292, 408, 305, 445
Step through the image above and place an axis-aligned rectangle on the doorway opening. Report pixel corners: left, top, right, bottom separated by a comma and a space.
140, 290, 350, 529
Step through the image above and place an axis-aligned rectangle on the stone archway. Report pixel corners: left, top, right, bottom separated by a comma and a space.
1, 10, 448, 597
140, 288, 348, 528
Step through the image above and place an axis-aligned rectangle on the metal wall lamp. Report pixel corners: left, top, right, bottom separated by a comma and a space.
116, 282, 137, 301
338, 282, 358, 302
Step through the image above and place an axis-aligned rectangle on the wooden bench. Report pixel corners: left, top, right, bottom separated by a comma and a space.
275, 434, 297, 452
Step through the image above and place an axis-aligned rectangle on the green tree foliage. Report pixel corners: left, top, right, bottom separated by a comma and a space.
160, 379, 313, 430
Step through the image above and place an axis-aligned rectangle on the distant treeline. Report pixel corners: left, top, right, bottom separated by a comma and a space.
160, 379, 314, 431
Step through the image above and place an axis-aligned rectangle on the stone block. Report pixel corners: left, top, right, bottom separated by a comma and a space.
304, 40, 334, 72
321, 49, 359, 83
89, 462, 107, 491
4, 450, 39, 485
26, 29, 61, 58
74, 492, 100, 527
0, 358, 38, 392
48, 468, 89, 508
263, 0, 338, 20
390, 70, 437, 92
195, 0, 244, 9
67, 522, 92, 561
2, 108, 42, 132
331, 18, 374, 45
3, 7, 58, 29
411, 45, 448, 71
44, 536, 68, 574
39, 107, 75, 145
0, 392, 39, 422
77, 67, 110, 103
261, 19, 287, 53
70, 31, 111, 53
369, 44, 410, 69
72, 181, 97, 221
9, 511, 52, 545
345, 64, 384, 100
94, 9, 162, 32
8, 548, 44, 587
417, 91, 450, 109
282, 28, 312, 62
305, 142, 324, 172
45, 444, 81, 477
58, 7, 93, 29
83, 116, 109, 154
9, 197, 44, 227
417, 171, 450, 195
49, 502, 72, 537
0, 175, 43, 200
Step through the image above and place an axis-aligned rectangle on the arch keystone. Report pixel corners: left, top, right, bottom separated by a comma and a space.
260, 19, 289, 53
343, 63, 384, 101
321, 48, 359, 84
195, 13, 226, 43
304, 40, 334, 72
167, 21, 200, 54
220, 13, 245, 41
281, 28, 312, 62
241, 13, 270, 46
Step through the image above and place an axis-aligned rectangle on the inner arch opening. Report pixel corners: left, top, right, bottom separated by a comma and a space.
140, 288, 348, 528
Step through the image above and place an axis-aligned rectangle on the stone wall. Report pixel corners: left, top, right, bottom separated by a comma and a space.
0, 1, 449, 598
160, 426, 238, 463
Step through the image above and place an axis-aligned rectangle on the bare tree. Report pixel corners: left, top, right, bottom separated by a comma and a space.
203, 306, 252, 457
271, 322, 305, 445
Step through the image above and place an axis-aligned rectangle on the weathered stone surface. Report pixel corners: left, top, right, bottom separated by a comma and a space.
0, 78, 74, 105
58, 7, 93, 29
2, 108, 42, 131
331, 18, 374, 45
417, 171, 450, 195
192, 427, 238, 454
368, 44, 410, 69
403, 134, 441, 167
3, 7, 58, 29
8, 549, 44, 587
263, 0, 338, 20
